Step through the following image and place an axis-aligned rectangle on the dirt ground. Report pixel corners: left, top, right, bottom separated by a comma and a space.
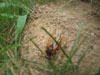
21, 1, 100, 75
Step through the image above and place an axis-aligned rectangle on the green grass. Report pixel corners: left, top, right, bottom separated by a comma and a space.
0, 0, 30, 74
0, 0, 61, 75
0, 0, 100, 75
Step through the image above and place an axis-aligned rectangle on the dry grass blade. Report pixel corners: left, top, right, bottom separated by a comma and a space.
29, 37, 44, 54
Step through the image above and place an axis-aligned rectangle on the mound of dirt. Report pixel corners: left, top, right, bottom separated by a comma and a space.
21, 1, 100, 74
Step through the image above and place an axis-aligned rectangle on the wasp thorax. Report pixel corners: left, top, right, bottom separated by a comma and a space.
46, 49, 53, 56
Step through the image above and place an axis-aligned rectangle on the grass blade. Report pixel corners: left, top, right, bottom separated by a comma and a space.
29, 37, 44, 54
15, 15, 27, 41
0, 44, 21, 55
77, 47, 89, 65
70, 24, 83, 56
0, 13, 18, 18
0, 3, 15, 8
15, 15, 27, 59
60, 24, 83, 75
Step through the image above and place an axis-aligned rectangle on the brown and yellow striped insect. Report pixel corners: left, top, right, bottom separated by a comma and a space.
46, 30, 64, 60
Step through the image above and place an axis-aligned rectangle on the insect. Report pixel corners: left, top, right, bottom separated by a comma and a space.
46, 30, 64, 60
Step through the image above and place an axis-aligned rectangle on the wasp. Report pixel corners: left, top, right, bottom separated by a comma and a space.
46, 30, 64, 60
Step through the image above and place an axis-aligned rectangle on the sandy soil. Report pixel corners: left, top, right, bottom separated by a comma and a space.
20, 1, 100, 75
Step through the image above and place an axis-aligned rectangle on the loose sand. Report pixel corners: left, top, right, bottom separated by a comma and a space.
20, 1, 100, 75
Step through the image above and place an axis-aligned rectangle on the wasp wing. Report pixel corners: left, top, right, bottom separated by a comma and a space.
47, 30, 64, 50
